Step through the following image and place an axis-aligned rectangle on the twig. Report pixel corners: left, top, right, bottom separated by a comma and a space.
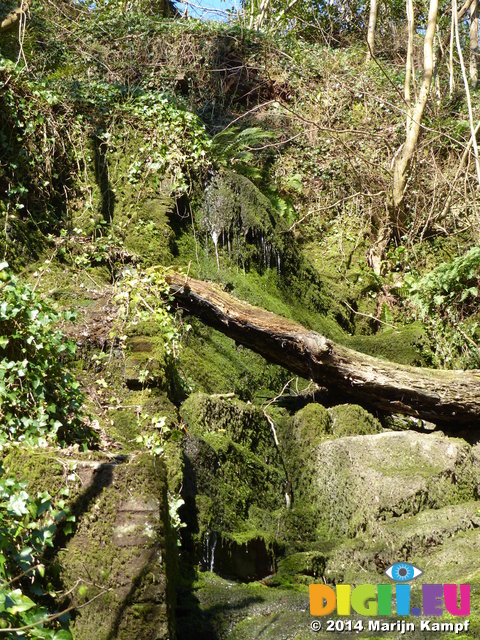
262, 378, 294, 446
219, 100, 277, 133
342, 300, 397, 329
288, 191, 385, 232
0, 588, 111, 634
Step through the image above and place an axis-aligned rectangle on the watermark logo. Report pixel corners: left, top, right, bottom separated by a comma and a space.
309, 562, 470, 617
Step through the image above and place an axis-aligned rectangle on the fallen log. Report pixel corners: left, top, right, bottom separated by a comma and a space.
166, 273, 480, 427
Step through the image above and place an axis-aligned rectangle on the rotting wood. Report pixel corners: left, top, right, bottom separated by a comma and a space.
166, 272, 480, 427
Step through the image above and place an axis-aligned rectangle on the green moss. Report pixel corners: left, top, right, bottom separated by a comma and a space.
179, 318, 292, 401
106, 388, 178, 452
347, 323, 427, 366
180, 396, 288, 569
175, 232, 345, 341
181, 392, 279, 460
58, 453, 176, 640
124, 335, 168, 390
292, 403, 331, 445
192, 432, 285, 535
2, 448, 68, 496
267, 551, 327, 587
117, 196, 175, 267
328, 404, 382, 437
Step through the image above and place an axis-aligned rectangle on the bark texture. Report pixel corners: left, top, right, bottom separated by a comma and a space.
366, 0, 379, 62
0, 0, 29, 32
470, 0, 479, 87
167, 273, 480, 427
390, 0, 438, 222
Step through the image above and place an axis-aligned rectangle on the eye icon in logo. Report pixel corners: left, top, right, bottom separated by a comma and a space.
385, 562, 423, 582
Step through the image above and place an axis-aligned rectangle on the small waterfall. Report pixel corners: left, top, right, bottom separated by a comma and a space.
203, 531, 210, 568
211, 230, 220, 270
210, 532, 217, 572
203, 531, 217, 573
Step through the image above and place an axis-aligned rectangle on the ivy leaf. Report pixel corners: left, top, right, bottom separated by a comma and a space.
4, 589, 36, 614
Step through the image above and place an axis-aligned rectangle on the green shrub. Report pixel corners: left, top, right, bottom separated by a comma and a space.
0, 465, 75, 639
0, 264, 85, 445
406, 247, 480, 368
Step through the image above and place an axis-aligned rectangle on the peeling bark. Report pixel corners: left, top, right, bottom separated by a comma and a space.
167, 273, 480, 427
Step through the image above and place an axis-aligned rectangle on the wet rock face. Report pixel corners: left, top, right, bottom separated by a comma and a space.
177, 393, 480, 639
201, 532, 277, 582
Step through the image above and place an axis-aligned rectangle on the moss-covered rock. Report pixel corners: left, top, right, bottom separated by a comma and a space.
119, 197, 175, 267
268, 550, 327, 587
177, 319, 292, 401
58, 454, 176, 640
325, 501, 480, 583
124, 335, 168, 390
328, 404, 382, 437
292, 403, 332, 445
309, 431, 475, 538
181, 433, 285, 562
180, 392, 280, 462
179, 394, 288, 578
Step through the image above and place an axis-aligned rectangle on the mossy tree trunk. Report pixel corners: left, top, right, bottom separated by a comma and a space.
0, 0, 29, 32
167, 273, 480, 427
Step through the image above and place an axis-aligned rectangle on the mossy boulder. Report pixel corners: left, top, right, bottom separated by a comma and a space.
328, 403, 382, 437
292, 403, 331, 445
309, 431, 475, 538
291, 402, 381, 443
269, 551, 327, 587
124, 335, 168, 390
120, 197, 175, 267
180, 392, 279, 462
181, 433, 285, 552
180, 394, 287, 577
325, 501, 480, 584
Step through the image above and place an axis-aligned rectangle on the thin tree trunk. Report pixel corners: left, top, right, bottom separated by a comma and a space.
274, 0, 300, 24
454, 0, 480, 186
470, 0, 479, 87
405, 0, 415, 128
366, 0, 380, 63
390, 0, 438, 229
248, 0, 256, 29
450, 8, 456, 95
254, 0, 271, 29
167, 273, 480, 427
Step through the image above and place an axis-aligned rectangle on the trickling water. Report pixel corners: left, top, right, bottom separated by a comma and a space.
277, 252, 281, 275
202, 531, 210, 570
211, 230, 220, 270
210, 532, 217, 572
203, 531, 218, 573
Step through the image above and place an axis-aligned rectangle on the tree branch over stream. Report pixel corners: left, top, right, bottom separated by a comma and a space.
166, 273, 480, 427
